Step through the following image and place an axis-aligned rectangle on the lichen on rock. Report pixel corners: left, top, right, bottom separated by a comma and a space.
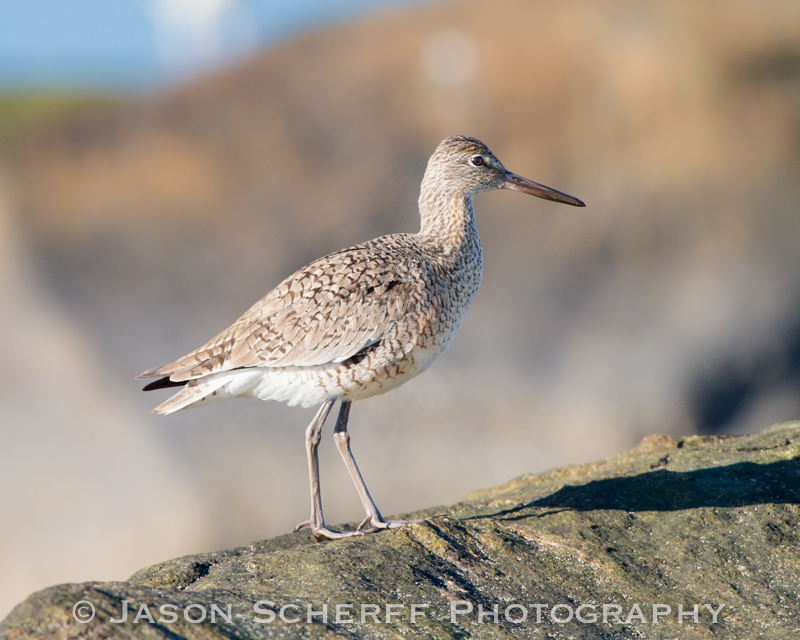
3, 422, 800, 639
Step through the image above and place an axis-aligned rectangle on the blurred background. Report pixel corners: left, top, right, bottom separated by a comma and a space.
1, 0, 799, 620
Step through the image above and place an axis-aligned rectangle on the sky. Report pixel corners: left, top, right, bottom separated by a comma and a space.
0, 0, 437, 91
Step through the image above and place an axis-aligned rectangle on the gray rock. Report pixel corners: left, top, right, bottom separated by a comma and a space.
3, 421, 800, 639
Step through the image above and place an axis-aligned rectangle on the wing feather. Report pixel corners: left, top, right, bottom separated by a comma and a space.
138, 240, 424, 382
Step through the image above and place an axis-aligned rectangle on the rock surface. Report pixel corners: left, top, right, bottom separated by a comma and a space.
3, 421, 800, 639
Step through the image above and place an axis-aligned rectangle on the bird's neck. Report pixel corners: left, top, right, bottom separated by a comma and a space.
418, 188, 479, 254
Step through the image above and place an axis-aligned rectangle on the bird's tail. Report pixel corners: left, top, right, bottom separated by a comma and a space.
151, 377, 231, 415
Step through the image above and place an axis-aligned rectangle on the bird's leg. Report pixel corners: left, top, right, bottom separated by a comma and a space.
332, 400, 423, 532
294, 400, 363, 542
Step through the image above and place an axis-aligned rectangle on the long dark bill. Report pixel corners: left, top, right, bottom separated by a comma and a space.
502, 171, 585, 207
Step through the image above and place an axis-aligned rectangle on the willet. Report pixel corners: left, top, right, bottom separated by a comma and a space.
138, 136, 584, 541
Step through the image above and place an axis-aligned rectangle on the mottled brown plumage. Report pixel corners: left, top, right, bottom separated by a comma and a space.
138, 136, 584, 541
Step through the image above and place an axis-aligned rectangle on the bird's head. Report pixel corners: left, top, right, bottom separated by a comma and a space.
424, 135, 585, 207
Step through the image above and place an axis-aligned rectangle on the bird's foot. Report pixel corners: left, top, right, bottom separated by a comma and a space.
357, 515, 424, 533
294, 519, 364, 543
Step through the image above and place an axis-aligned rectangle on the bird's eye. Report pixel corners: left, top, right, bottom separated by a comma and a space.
470, 155, 485, 167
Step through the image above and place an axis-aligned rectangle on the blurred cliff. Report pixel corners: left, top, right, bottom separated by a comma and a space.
1, 0, 799, 619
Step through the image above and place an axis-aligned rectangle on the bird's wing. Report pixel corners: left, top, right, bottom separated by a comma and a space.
138, 242, 424, 382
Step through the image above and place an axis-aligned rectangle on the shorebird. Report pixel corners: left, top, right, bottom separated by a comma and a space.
138, 136, 584, 541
